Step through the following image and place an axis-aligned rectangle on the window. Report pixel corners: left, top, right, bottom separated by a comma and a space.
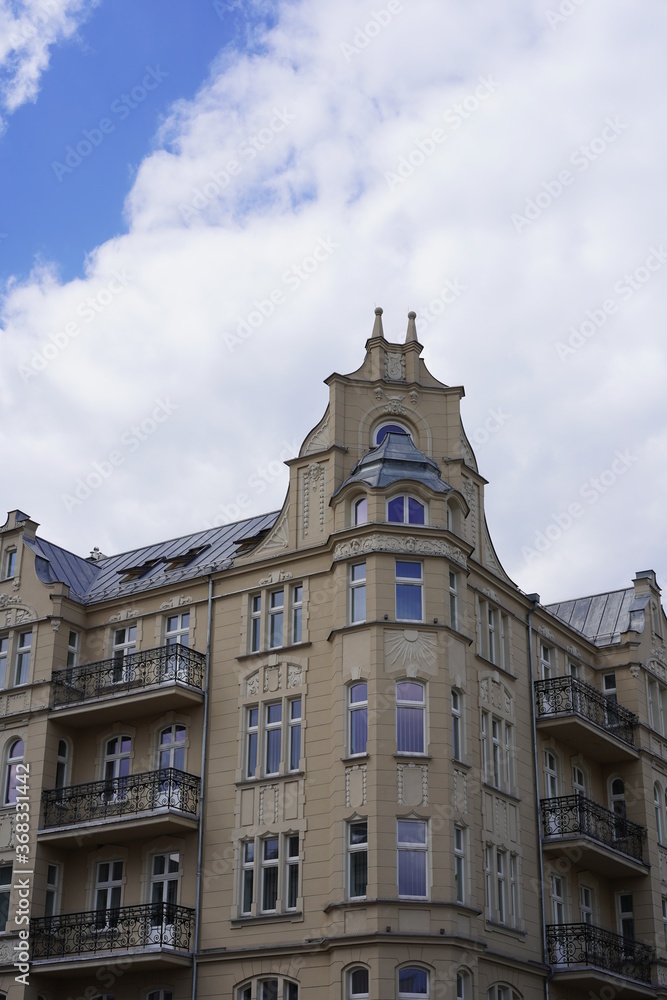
551, 874, 565, 924
397, 819, 428, 898
291, 586, 303, 644
246, 708, 259, 777
159, 725, 186, 770
398, 967, 429, 997
580, 884, 593, 924
656, 783, 663, 843
604, 673, 619, 727
375, 423, 409, 445
289, 698, 301, 771
103, 735, 131, 799
0, 637, 6, 688
55, 740, 69, 790
396, 681, 425, 754
611, 777, 627, 838
618, 893, 635, 944
348, 967, 369, 998
451, 689, 463, 760
479, 601, 509, 667
349, 563, 366, 623
545, 751, 558, 798
0, 864, 11, 931
237, 981, 298, 1000
166, 611, 189, 651
387, 495, 426, 525
242, 842, 254, 914
487, 989, 521, 1000
456, 971, 471, 1000
14, 631, 31, 685
486, 847, 519, 926
269, 591, 284, 648
662, 897, 667, 951
45, 863, 60, 918
261, 838, 280, 912
285, 835, 299, 909
151, 852, 179, 926
95, 860, 123, 928
449, 571, 458, 628
348, 682, 368, 756
572, 765, 586, 797
112, 626, 136, 681
250, 596, 262, 652
66, 629, 79, 668
481, 711, 513, 791
454, 826, 466, 903
239, 835, 300, 918
3, 549, 16, 579
348, 820, 368, 899
540, 644, 552, 679
396, 561, 423, 621
147, 992, 173, 1000
648, 677, 667, 735
264, 704, 282, 775
4, 738, 24, 804
353, 497, 368, 525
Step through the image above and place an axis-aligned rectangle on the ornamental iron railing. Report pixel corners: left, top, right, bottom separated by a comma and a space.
541, 795, 646, 863
546, 922, 654, 983
31, 902, 194, 959
41, 768, 200, 829
51, 645, 205, 707
534, 675, 637, 746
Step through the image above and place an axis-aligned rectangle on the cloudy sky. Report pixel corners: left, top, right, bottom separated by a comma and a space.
1, 0, 666, 606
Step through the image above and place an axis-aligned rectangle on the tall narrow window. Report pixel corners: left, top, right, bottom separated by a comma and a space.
484, 846, 492, 917
103, 736, 131, 800
166, 612, 190, 647
350, 563, 366, 624
45, 863, 60, 918
285, 835, 299, 909
4, 738, 24, 805
353, 497, 368, 525
491, 719, 501, 787
618, 893, 635, 944
0, 637, 7, 689
241, 842, 254, 914
246, 707, 259, 778
348, 683, 368, 756
291, 585, 303, 644
66, 630, 79, 668
396, 681, 425, 754
540, 644, 552, 679
55, 739, 69, 790
250, 595, 262, 652
348, 820, 368, 899
545, 751, 558, 797
481, 712, 488, 783
0, 865, 11, 931
95, 860, 123, 929
151, 852, 179, 927
395, 561, 423, 621
449, 571, 458, 629
397, 820, 427, 898
112, 626, 136, 682
580, 884, 593, 924
504, 724, 514, 790
14, 632, 31, 685
348, 968, 370, 999
572, 765, 586, 797
604, 673, 619, 727
551, 875, 565, 924
454, 826, 465, 903
159, 725, 186, 770
662, 897, 667, 951
264, 704, 282, 775
261, 838, 279, 912
451, 690, 462, 761
3, 550, 16, 579
509, 854, 517, 925
611, 778, 627, 838
268, 591, 284, 649
656, 784, 663, 844
496, 850, 506, 923
289, 698, 301, 771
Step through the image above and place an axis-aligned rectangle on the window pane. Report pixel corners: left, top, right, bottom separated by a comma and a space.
354, 497, 368, 524
397, 706, 424, 753
351, 968, 369, 993
399, 968, 428, 994
396, 585, 422, 620
408, 498, 425, 524
397, 681, 423, 702
350, 707, 368, 754
261, 982, 278, 1000
396, 561, 422, 579
397, 821, 426, 844
388, 496, 404, 522
398, 851, 426, 896
350, 852, 367, 898
266, 730, 281, 773
351, 586, 366, 622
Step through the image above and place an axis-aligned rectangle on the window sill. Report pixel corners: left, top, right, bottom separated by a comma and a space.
394, 753, 431, 761
237, 642, 312, 661
474, 653, 517, 681
235, 771, 304, 787
231, 910, 303, 926
482, 782, 521, 802
485, 919, 527, 937
341, 754, 369, 764
452, 758, 472, 769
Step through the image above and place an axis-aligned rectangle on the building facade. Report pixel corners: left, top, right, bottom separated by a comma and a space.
0, 310, 666, 999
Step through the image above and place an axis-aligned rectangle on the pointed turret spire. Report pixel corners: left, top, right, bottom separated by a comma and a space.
405, 310, 418, 344
370, 306, 384, 340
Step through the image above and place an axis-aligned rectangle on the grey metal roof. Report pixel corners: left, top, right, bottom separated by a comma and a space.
23, 511, 279, 605
333, 432, 453, 496
546, 588, 648, 646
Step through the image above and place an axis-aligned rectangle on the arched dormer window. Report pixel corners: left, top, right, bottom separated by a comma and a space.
374, 423, 411, 445
353, 497, 368, 525
387, 495, 426, 525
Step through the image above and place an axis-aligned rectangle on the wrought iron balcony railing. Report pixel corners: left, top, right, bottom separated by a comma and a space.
41, 768, 200, 829
541, 795, 647, 863
31, 902, 194, 960
51, 645, 205, 707
546, 922, 654, 983
534, 675, 637, 746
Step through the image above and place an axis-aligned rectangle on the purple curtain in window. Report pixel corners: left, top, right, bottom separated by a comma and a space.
397, 706, 424, 752
398, 851, 426, 897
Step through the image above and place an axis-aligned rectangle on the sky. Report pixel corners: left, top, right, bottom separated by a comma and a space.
1, 0, 666, 607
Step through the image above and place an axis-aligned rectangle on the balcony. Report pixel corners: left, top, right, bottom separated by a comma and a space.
50, 645, 205, 723
541, 795, 648, 876
547, 923, 654, 994
31, 902, 194, 975
38, 768, 200, 847
535, 676, 638, 761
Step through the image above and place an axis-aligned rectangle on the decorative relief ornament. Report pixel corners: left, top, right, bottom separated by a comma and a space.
258, 570, 293, 586
629, 664, 641, 678
383, 397, 405, 415
260, 506, 290, 552
385, 352, 406, 381
536, 625, 556, 642
246, 673, 260, 696
409, 390, 419, 406
333, 534, 467, 569
385, 630, 438, 676
264, 665, 282, 693
287, 664, 303, 688
108, 608, 139, 623
374, 388, 383, 400
0, 596, 36, 627
51, 618, 62, 631
303, 411, 330, 455
159, 595, 193, 610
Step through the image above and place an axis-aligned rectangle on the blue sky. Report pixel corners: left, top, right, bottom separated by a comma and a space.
1, 0, 667, 603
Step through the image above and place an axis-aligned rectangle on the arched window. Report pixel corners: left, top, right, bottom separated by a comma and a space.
396, 681, 425, 754
375, 423, 410, 445
488, 988, 521, 1000
387, 495, 426, 525
237, 982, 298, 1000
456, 971, 472, 1000
353, 497, 368, 525
347, 967, 370, 998
4, 738, 24, 805
655, 783, 663, 843
398, 967, 429, 997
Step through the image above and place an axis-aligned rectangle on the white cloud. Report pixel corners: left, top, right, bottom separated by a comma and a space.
2, 0, 667, 604
0, 0, 98, 116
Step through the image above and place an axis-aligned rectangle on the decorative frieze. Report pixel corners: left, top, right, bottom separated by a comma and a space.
0, 595, 36, 628
108, 608, 139, 623
333, 534, 467, 568
159, 595, 193, 610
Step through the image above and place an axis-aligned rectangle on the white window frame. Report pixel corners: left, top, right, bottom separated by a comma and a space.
14, 631, 32, 685
395, 560, 423, 622
451, 689, 463, 761
397, 819, 428, 899
349, 562, 366, 624
347, 819, 368, 900
348, 682, 368, 757
396, 680, 426, 755
291, 585, 303, 644
3, 549, 16, 580
449, 570, 458, 629
454, 825, 466, 904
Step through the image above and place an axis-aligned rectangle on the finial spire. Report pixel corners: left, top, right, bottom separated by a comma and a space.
371, 306, 384, 340
405, 310, 418, 343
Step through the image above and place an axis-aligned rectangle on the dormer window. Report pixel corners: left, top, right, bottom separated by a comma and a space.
387, 495, 425, 525
353, 497, 368, 525
3, 550, 16, 580
374, 423, 410, 445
